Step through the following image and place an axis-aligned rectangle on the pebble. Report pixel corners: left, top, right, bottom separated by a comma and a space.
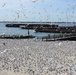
0, 39, 76, 75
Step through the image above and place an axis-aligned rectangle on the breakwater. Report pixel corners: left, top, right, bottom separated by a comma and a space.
6, 24, 27, 27
5, 23, 76, 33
5, 23, 58, 29
0, 33, 76, 41
0, 35, 35, 39
35, 25, 76, 33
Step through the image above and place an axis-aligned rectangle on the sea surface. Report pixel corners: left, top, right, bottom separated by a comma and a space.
0, 22, 76, 37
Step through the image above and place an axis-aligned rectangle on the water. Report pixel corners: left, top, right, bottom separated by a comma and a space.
0, 22, 76, 37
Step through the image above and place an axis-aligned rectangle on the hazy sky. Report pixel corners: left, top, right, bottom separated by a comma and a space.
0, 0, 76, 22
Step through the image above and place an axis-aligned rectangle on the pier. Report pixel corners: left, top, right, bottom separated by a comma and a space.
37, 33, 76, 41
0, 35, 35, 39
0, 33, 76, 41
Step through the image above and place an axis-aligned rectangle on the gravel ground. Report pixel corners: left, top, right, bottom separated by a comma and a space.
0, 39, 76, 75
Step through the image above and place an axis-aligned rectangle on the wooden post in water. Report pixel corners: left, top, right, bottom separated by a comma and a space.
53, 34, 55, 41
42, 37, 43, 41
28, 29, 30, 36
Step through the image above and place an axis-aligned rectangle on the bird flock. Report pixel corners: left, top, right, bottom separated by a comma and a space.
0, 0, 76, 22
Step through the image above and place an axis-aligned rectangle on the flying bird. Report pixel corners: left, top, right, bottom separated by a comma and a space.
42, 0, 44, 2
2, 3, 6, 7
31, 0, 38, 3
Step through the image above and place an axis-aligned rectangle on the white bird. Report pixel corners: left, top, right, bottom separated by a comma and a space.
0, 49, 7, 54
58, 42, 62, 46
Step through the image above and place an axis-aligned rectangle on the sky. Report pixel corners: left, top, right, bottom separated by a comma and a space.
0, 0, 76, 22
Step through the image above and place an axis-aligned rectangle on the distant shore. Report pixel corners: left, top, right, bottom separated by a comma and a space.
0, 21, 76, 24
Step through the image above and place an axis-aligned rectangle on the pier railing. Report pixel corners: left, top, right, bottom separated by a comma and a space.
36, 33, 76, 41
